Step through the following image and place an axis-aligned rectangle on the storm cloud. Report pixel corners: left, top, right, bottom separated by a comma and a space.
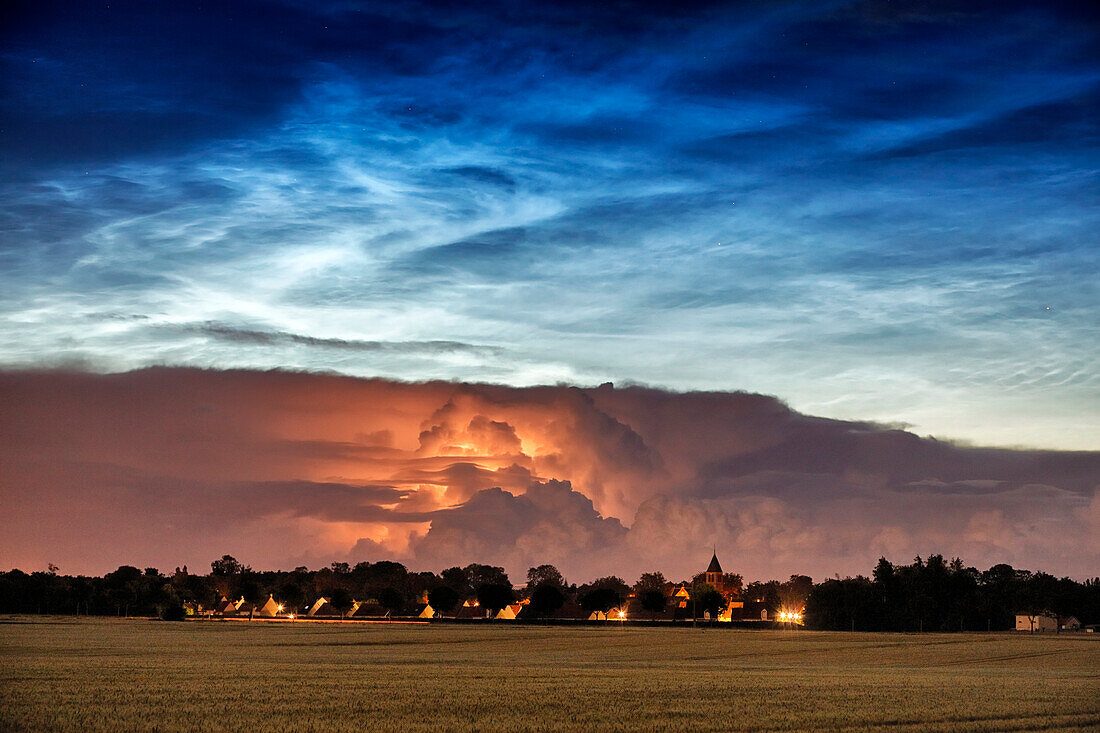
2, 368, 1096, 581
1, 0, 1097, 451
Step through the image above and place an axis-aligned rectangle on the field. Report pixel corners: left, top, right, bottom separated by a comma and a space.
1, 617, 1098, 732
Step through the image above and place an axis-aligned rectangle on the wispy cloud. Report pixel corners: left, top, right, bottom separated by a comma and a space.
0, 1, 1096, 448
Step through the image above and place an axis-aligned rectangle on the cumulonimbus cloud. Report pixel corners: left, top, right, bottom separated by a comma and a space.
1, 367, 1096, 581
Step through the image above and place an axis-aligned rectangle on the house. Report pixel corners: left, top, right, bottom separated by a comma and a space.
720, 600, 769, 622
1061, 616, 1081, 631
1015, 613, 1058, 632
455, 599, 490, 619
718, 600, 743, 622
495, 604, 523, 620
589, 606, 626, 621
671, 584, 692, 601
254, 595, 282, 617
214, 596, 238, 615
348, 601, 389, 618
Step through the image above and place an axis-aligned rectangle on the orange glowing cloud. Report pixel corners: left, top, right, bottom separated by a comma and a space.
1, 367, 1097, 582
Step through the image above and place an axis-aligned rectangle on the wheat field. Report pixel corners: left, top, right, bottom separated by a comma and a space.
1, 616, 1097, 731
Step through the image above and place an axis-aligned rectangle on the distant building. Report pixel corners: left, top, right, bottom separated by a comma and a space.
455, 599, 490, 619
589, 607, 627, 621
347, 601, 388, 618
1015, 613, 1058, 632
695, 551, 743, 598
214, 596, 237, 615
495, 604, 523, 620
705, 552, 723, 586
255, 595, 282, 617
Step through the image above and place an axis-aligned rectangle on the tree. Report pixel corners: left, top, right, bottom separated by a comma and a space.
721, 573, 744, 595
640, 590, 666, 619
476, 583, 515, 615
465, 564, 510, 592
580, 587, 621, 614
428, 585, 460, 616
161, 603, 186, 621
211, 555, 245, 576
780, 575, 813, 613
635, 572, 667, 595
526, 565, 565, 593
328, 588, 354, 619
695, 587, 725, 619
278, 582, 306, 612
745, 580, 782, 613
376, 587, 405, 615
104, 566, 143, 616
237, 575, 263, 605
529, 584, 566, 616
441, 567, 470, 596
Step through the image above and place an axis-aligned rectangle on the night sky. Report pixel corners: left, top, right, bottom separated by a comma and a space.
2, 1, 1098, 578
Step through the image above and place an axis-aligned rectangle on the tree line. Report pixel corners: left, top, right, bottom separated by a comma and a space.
805, 555, 1100, 631
1, 554, 1096, 629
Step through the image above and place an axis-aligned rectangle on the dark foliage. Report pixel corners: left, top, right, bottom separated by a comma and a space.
476, 582, 516, 614
529, 584, 566, 616
640, 590, 667, 618
579, 586, 622, 613
805, 555, 1100, 631
161, 604, 186, 621
696, 588, 726, 618
428, 585, 461, 615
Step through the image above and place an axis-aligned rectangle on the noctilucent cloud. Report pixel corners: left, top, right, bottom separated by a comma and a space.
2, 0, 1098, 449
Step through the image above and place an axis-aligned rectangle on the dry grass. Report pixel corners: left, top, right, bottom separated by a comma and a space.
1, 616, 1098, 731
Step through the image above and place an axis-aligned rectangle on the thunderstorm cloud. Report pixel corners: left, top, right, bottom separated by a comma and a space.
2, 368, 1096, 580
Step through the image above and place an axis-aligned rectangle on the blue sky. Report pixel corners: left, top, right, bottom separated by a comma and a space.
2, 0, 1098, 449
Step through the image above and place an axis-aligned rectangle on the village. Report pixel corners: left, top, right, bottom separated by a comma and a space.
2, 551, 1094, 633
193, 553, 790, 625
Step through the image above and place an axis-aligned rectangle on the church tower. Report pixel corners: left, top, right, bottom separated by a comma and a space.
705, 551, 722, 586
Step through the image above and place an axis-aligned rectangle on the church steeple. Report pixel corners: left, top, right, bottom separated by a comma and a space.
705, 551, 722, 585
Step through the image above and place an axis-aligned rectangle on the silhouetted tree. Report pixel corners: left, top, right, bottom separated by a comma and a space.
376, 587, 405, 615
465, 564, 510, 592
428, 585, 460, 615
441, 567, 470, 596
278, 582, 306, 612
526, 565, 565, 594
635, 572, 667, 594
210, 555, 245, 576
329, 588, 354, 619
580, 587, 622, 614
695, 587, 725, 618
476, 583, 515, 615
640, 590, 666, 619
529, 584, 566, 616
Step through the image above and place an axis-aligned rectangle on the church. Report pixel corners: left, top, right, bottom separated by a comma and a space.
702, 551, 740, 597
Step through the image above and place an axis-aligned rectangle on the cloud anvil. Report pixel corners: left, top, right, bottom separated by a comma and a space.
2, 368, 1096, 580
